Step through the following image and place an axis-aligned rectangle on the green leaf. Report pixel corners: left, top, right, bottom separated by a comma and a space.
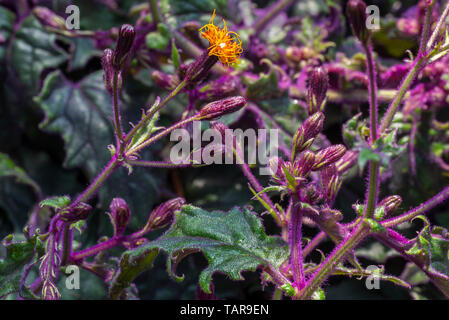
69, 38, 101, 71
0, 153, 41, 234
356, 242, 399, 264
146, 23, 171, 50
0, 153, 40, 196
39, 196, 71, 210
311, 287, 325, 300
0, 7, 15, 72
364, 218, 386, 233
405, 216, 449, 296
109, 249, 159, 300
123, 205, 289, 293
171, 39, 181, 69
0, 231, 45, 298
10, 15, 68, 94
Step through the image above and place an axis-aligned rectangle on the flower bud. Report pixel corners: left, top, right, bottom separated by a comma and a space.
33, 7, 66, 30
268, 156, 285, 181
60, 202, 92, 222
198, 96, 246, 120
112, 24, 136, 71
108, 198, 130, 236
303, 184, 322, 204
151, 70, 178, 91
335, 150, 358, 174
378, 195, 402, 217
292, 112, 325, 157
312, 145, 346, 171
320, 164, 341, 204
346, 0, 370, 45
295, 151, 316, 177
102, 49, 114, 94
145, 197, 185, 231
183, 50, 218, 86
42, 280, 61, 300
307, 67, 328, 114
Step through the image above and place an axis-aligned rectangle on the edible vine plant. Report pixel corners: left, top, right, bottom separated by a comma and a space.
2, 0, 449, 300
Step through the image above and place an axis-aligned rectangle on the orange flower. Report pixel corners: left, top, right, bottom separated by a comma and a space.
199, 10, 243, 67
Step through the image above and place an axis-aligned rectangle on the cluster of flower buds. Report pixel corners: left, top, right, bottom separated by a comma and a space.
101, 24, 135, 93
198, 96, 246, 120
307, 67, 329, 114
143, 197, 185, 232
346, 0, 371, 45
292, 112, 325, 159
108, 198, 131, 237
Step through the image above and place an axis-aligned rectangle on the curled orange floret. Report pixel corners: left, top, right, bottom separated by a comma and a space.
199, 10, 243, 67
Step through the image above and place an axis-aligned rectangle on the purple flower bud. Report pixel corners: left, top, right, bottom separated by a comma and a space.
42, 280, 61, 300
145, 198, 185, 231
295, 151, 316, 177
60, 202, 92, 222
307, 67, 329, 114
346, 0, 370, 45
151, 70, 178, 91
112, 24, 136, 71
292, 112, 325, 157
108, 198, 130, 236
183, 50, 218, 86
378, 195, 402, 217
312, 145, 347, 171
102, 49, 114, 94
268, 156, 285, 180
335, 150, 358, 174
303, 184, 322, 204
198, 96, 246, 120
320, 164, 341, 204
33, 7, 66, 30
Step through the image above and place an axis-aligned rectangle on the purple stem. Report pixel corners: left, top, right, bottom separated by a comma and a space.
289, 196, 305, 291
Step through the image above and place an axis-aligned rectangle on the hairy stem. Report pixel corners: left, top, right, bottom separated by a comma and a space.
290, 198, 305, 291
426, 1, 449, 51
362, 38, 380, 220
70, 156, 120, 208
113, 71, 124, 142
379, 3, 434, 133
297, 223, 369, 299
123, 80, 186, 145
383, 185, 449, 228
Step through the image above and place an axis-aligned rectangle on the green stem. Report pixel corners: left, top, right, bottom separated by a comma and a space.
149, 0, 162, 24
126, 115, 198, 155
379, 3, 434, 133
426, 1, 449, 52
124, 80, 186, 145
70, 157, 120, 208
